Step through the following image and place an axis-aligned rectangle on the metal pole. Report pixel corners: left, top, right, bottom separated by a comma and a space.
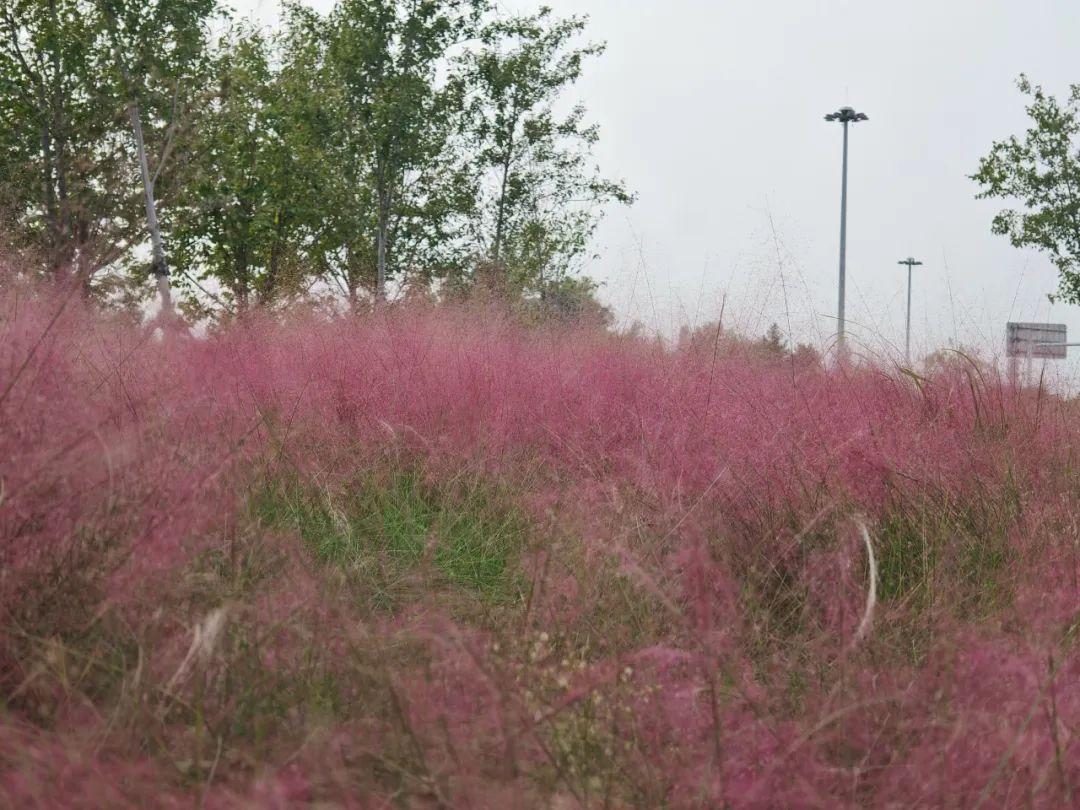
826, 107, 867, 350
897, 258, 922, 365
838, 121, 849, 343
905, 262, 912, 363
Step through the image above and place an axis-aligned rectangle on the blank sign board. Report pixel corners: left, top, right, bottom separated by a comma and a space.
1006, 322, 1067, 359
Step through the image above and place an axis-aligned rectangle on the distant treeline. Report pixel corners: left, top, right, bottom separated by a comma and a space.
0, 0, 633, 320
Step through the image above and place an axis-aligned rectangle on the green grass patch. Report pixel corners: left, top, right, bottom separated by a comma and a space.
876, 500, 1013, 618
251, 470, 529, 606
871, 495, 1017, 665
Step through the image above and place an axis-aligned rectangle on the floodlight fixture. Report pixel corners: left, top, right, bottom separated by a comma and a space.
825, 107, 869, 124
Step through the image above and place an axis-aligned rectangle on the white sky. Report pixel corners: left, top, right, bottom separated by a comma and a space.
233, 0, 1080, 374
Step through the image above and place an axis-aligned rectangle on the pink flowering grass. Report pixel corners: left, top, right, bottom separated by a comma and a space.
1, 281, 1079, 807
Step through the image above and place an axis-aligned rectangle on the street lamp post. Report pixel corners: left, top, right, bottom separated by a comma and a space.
825, 107, 869, 345
897, 257, 923, 364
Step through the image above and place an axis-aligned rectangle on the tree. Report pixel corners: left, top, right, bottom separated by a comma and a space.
790, 342, 822, 369
95, 0, 220, 316
1, 0, 635, 318
168, 29, 324, 316
759, 322, 786, 358
0, 0, 133, 292
973, 76, 1080, 304
0, 0, 218, 310
292, 0, 484, 305
535, 273, 611, 326
460, 6, 632, 302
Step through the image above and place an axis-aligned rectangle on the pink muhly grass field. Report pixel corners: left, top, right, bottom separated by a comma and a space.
1, 282, 1079, 808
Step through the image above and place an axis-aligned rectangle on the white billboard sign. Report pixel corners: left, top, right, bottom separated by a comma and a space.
1006, 322, 1068, 359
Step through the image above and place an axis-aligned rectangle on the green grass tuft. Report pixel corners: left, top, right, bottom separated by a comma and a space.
251, 471, 529, 605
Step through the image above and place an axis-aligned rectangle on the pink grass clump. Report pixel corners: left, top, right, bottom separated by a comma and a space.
2, 283, 1080, 807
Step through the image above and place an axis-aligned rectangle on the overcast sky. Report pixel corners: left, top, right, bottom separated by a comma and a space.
235, 0, 1080, 372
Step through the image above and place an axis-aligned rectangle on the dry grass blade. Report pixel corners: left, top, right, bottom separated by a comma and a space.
851, 517, 878, 649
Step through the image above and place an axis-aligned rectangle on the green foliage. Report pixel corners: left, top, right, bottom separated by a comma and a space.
253, 472, 528, 606
873, 499, 1015, 665
679, 321, 822, 367
0, 1, 133, 285
168, 29, 324, 315
95, 0, 221, 307
759, 322, 787, 358
95, 0, 218, 93
459, 6, 633, 303
0, 0, 218, 298
533, 272, 613, 326
973, 76, 1080, 304
881, 496, 1017, 615
0, 1, 629, 317
283, 0, 484, 304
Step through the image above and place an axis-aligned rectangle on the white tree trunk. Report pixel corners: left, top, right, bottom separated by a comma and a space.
129, 100, 173, 318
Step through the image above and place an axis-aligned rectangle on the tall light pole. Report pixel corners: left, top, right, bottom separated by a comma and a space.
825, 107, 869, 344
897, 257, 923, 364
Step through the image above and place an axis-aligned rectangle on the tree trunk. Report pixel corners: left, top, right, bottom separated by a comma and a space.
262, 208, 287, 305
73, 220, 94, 297
492, 145, 513, 265
234, 242, 250, 313
48, 0, 69, 256
491, 111, 518, 266
376, 183, 389, 302
128, 99, 174, 318
38, 122, 61, 271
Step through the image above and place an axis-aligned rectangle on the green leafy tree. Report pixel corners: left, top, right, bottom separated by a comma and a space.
168, 29, 325, 316
290, 0, 484, 305
460, 6, 633, 302
535, 272, 612, 326
95, 0, 220, 314
0, 1, 133, 292
759, 322, 787, 358
0, 0, 218, 309
790, 342, 822, 369
2, 0, 635, 320
973, 76, 1080, 304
